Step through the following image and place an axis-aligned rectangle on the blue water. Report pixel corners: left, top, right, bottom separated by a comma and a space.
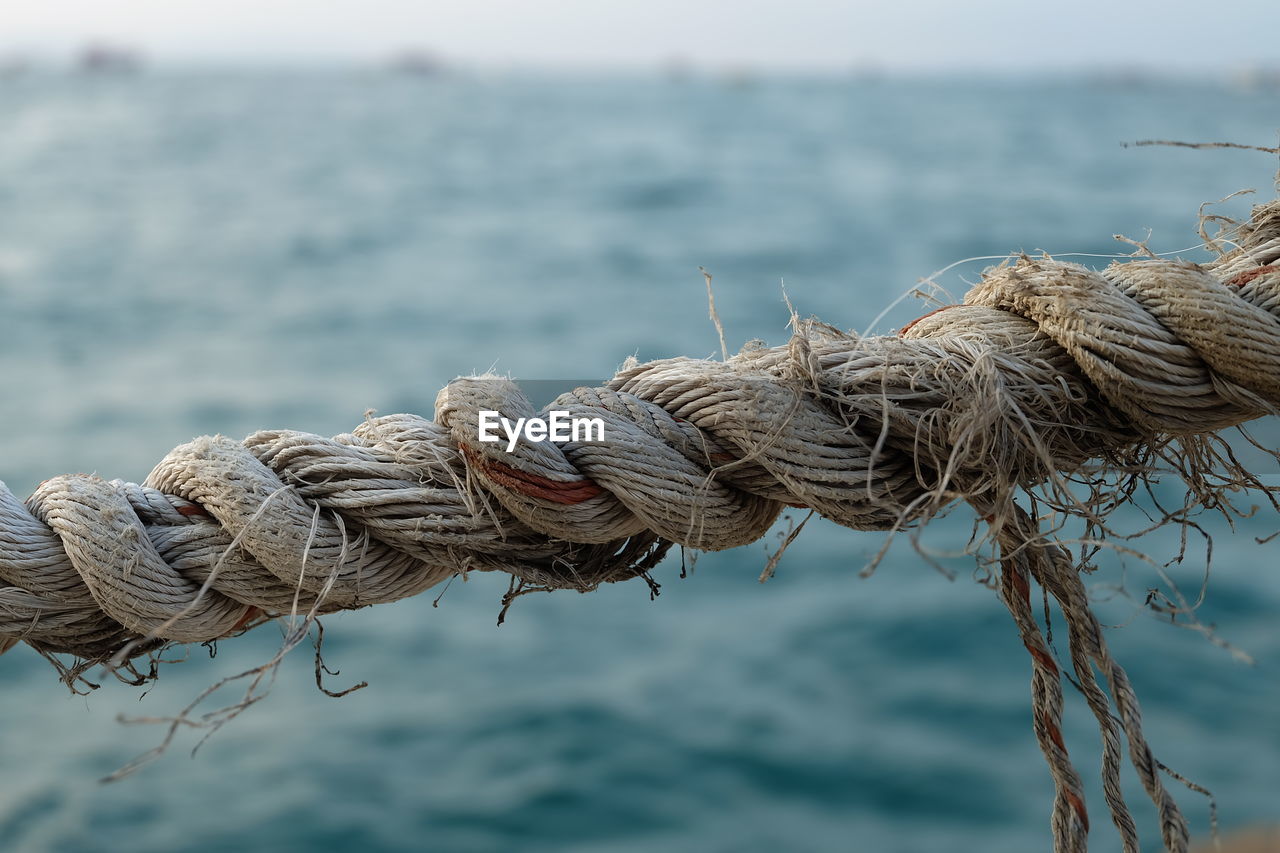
0, 70, 1278, 852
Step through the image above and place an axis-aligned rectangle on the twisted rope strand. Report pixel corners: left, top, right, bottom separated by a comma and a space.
2, 201, 1280, 851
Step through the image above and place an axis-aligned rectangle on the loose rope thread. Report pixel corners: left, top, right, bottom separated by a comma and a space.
3, 201, 1280, 851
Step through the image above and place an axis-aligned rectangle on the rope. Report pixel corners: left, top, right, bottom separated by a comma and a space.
3, 200, 1280, 851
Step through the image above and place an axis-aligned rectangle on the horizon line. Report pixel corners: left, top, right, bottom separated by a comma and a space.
2, 52, 1278, 81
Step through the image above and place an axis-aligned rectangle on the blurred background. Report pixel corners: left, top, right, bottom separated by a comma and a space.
0, 2, 1278, 851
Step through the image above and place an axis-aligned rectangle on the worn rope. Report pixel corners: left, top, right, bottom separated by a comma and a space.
3, 201, 1280, 850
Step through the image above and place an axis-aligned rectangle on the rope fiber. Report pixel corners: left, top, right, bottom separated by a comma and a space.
3, 200, 1280, 851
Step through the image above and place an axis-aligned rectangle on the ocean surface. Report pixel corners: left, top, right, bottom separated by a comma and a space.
0, 70, 1277, 852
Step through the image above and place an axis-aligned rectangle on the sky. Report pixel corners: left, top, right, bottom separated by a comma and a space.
1, 0, 1277, 72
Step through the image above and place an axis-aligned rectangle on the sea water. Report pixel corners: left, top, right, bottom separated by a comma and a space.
0, 70, 1277, 852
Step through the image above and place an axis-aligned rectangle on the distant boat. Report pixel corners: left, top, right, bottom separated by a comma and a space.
661, 56, 694, 83
388, 50, 447, 77
77, 43, 143, 74
720, 67, 759, 90
1232, 65, 1280, 92
1085, 67, 1159, 90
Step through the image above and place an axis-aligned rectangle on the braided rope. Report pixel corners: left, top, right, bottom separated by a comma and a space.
3, 201, 1280, 850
